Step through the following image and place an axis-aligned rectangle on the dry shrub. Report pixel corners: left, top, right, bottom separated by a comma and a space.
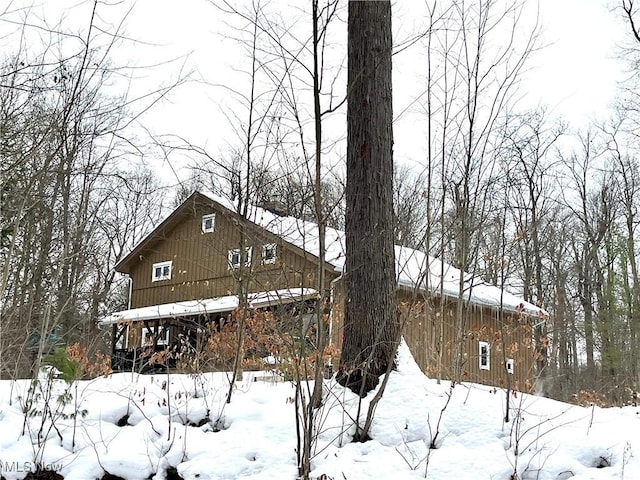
571, 390, 611, 407
572, 386, 640, 407
276, 344, 339, 381
201, 309, 284, 372
65, 343, 111, 378
145, 306, 339, 379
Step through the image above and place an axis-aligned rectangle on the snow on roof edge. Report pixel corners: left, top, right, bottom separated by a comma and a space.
99, 288, 318, 325
199, 191, 547, 318
125, 191, 546, 319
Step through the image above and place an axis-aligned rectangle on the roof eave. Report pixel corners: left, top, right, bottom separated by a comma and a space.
395, 281, 549, 318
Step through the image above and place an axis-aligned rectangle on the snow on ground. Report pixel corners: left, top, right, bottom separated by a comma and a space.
0, 345, 638, 480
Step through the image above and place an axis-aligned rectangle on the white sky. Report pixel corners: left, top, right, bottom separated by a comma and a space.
1, 0, 630, 180
526, 0, 627, 124
125, 0, 629, 176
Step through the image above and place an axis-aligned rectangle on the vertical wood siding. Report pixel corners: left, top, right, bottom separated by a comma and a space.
129, 198, 326, 308
330, 283, 537, 390
123, 196, 537, 390
399, 290, 536, 390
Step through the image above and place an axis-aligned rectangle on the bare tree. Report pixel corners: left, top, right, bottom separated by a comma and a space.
616, 1, 640, 136
0, 1, 173, 378
602, 119, 640, 392
393, 164, 428, 249
557, 128, 640, 399
501, 109, 566, 378
173, 1, 344, 474
622, 0, 640, 44
418, 0, 541, 380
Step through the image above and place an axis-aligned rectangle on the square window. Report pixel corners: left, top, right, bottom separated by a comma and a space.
141, 326, 169, 347
152, 261, 172, 282
479, 341, 490, 371
262, 243, 277, 264
228, 247, 252, 269
229, 249, 240, 267
202, 213, 216, 233
505, 358, 514, 375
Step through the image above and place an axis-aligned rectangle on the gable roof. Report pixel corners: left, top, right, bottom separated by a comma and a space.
117, 191, 548, 318
115, 191, 336, 275
115, 192, 207, 274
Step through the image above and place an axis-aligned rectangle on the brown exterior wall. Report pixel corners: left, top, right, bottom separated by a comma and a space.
120, 194, 537, 389
329, 280, 536, 390
127, 198, 329, 308
400, 289, 536, 390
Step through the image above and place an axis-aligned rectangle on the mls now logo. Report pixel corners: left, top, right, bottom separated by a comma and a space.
0, 460, 63, 474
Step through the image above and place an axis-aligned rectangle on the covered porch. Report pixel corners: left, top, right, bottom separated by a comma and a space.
99, 288, 319, 373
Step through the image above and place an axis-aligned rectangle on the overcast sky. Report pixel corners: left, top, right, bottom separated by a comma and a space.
529, 0, 626, 123
141, 0, 628, 177
2, 0, 630, 181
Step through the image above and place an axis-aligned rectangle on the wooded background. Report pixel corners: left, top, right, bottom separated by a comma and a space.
1, 0, 639, 404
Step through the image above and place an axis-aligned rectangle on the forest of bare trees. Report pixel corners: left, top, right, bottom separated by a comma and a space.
0, 2, 170, 377
1, 0, 638, 405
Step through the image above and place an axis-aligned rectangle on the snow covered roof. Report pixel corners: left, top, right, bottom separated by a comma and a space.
199, 192, 548, 318
99, 288, 318, 325
113, 191, 547, 320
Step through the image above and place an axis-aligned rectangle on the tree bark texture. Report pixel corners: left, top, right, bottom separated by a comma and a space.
338, 0, 399, 396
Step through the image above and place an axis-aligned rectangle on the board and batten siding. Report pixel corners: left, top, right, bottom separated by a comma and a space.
324, 280, 536, 390
128, 200, 324, 308
400, 290, 536, 390
120, 192, 539, 390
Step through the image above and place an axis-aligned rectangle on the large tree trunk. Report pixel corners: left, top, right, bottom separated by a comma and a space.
337, 0, 399, 396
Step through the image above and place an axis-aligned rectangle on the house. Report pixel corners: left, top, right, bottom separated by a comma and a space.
100, 191, 548, 389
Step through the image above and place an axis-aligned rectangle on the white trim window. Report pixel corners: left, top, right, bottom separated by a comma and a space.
115, 325, 129, 350
228, 247, 252, 269
261, 243, 277, 265
201, 213, 216, 233
152, 261, 172, 282
505, 358, 515, 375
479, 341, 490, 371
142, 326, 170, 347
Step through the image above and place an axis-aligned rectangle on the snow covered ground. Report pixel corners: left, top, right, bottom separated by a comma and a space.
0, 344, 638, 480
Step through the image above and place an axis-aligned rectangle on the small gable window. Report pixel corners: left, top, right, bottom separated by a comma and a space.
202, 213, 216, 233
505, 358, 514, 375
152, 261, 172, 282
262, 243, 277, 265
228, 247, 252, 269
479, 341, 490, 371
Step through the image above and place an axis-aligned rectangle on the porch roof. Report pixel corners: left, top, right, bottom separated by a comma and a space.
99, 288, 318, 326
